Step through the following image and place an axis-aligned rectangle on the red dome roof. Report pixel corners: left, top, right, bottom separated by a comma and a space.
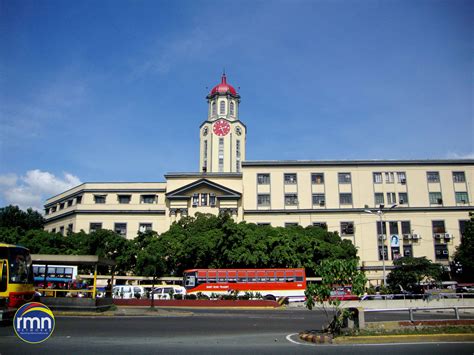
210, 74, 237, 96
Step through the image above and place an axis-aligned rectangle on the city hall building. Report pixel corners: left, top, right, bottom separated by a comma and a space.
44, 74, 474, 283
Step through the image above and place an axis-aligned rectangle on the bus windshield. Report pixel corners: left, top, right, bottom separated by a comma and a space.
8, 247, 34, 284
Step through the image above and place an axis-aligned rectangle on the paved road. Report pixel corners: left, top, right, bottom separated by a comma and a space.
0, 309, 472, 354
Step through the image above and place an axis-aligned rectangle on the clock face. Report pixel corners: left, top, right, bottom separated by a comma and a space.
213, 119, 230, 136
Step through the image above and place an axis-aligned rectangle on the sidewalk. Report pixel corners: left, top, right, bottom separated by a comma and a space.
53, 306, 193, 317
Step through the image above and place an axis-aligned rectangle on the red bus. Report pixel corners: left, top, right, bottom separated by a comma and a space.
183, 268, 306, 302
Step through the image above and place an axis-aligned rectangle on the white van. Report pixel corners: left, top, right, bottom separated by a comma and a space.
152, 285, 186, 300
113, 285, 146, 299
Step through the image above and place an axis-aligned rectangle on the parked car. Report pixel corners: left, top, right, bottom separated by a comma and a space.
152, 285, 186, 300
113, 285, 146, 299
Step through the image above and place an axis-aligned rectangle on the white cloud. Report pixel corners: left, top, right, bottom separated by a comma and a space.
446, 152, 474, 160
0, 170, 81, 212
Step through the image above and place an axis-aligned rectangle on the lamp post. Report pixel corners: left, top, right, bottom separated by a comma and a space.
364, 204, 397, 286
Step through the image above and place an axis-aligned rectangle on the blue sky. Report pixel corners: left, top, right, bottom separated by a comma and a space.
0, 0, 472, 210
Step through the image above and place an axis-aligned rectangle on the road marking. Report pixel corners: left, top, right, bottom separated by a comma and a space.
285, 333, 315, 346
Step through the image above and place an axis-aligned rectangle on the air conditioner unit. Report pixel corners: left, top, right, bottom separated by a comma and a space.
444, 233, 452, 240
403, 234, 411, 240
319, 201, 325, 206
378, 235, 387, 241
401, 178, 406, 184
434, 234, 442, 239
399, 199, 404, 204
437, 198, 443, 204
412, 234, 420, 240
443, 250, 449, 255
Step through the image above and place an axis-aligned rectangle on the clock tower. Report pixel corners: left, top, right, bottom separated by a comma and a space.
199, 74, 246, 173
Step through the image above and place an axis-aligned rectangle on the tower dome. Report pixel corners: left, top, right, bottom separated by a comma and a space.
209, 74, 238, 97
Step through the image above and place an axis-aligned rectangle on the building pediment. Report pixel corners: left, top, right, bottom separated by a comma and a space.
165, 178, 241, 200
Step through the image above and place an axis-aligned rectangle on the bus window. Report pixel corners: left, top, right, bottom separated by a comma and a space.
248, 271, 257, 282
185, 275, 195, 287
276, 271, 285, 282
237, 271, 247, 282
0, 260, 7, 292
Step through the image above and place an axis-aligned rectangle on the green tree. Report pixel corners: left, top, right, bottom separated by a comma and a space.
0, 205, 45, 230
304, 259, 367, 334
453, 213, 474, 282
386, 256, 443, 293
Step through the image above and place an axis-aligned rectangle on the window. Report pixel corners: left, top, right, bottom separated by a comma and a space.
459, 220, 469, 240
311, 173, 324, 184
141, 195, 156, 204
432, 220, 446, 234
374, 193, 384, 205
51, 206, 57, 212
377, 221, 387, 235
209, 193, 216, 206
284, 173, 297, 184
76, 196, 82, 204
427, 171, 440, 183
385, 172, 394, 183
230, 101, 234, 116
192, 194, 199, 207
373, 172, 382, 184
94, 195, 106, 204
219, 100, 225, 114
139, 223, 152, 233
386, 192, 396, 204
455, 192, 469, 204
257, 194, 271, 207
118, 195, 131, 204
67, 224, 73, 234
378, 246, 388, 261
59, 226, 65, 235
285, 222, 299, 227
60, 203, 65, 210
397, 172, 407, 184
212, 102, 216, 115
257, 223, 271, 226
401, 221, 411, 235
89, 223, 102, 233
403, 245, 413, 257
435, 244, 449, 260
51, 228, 56, 233
312, 194, 325, 206
340, 222, 354, 235
429, 192, 443, 205
389, 221, 399, 235
45, 208, 49, 215
399, 193, 408, 205
313, 222, 327, 230
391, 247, 401, 260
257, 173, 270, 184
67, 200, 73, 207
338, 172, 351, 184
218, 138, 224, 172
339, 193, 352, 205
453, 171, 465, 183
201, 193, 208, 206
114, 223, 127, 237
284, 194, 298, 206
236, 140, 241, 172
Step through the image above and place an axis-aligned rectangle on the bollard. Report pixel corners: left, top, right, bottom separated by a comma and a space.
454, 307, 460, 320
409, 308, 414, 322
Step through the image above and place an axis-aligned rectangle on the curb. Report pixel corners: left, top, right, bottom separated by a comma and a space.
299, 332, 333, 344
334, 333, 474, 344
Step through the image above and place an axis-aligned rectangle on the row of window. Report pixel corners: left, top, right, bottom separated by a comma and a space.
192, 193, 217, 207
211, 100, 235, 116
256, 171, 467, 185
257, 190, 469, 207
89, 222, 154, 236
45, 196, 83, 214
94, 194, 158, 204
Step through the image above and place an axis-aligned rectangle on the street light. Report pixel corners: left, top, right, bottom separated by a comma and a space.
364, 204, 397, 286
